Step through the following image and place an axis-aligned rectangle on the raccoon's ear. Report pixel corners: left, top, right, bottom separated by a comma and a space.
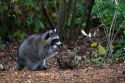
54, 29, 56, 32
44, 32, 50, 40
49, 30, 53, 33
49, 29, 56, 34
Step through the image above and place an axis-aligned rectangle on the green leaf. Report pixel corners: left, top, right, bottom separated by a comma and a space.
75, 18, 82, 24
34, 28, 39, 32
35, 20, 45, 29
123, 30, 125, 35
13, 30, 21, 37
91, 58, 102, 64
0, 5, 8, 13
98, 45, 107, 55
34, 17, 45, 29
91, 42, 97, 47
52, 13, 57, 18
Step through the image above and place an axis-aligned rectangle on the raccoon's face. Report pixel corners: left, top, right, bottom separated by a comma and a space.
45, 29, 63, 48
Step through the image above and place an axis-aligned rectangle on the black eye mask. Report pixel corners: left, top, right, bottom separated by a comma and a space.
51, 38, 59, 46
45, 32, 50, 40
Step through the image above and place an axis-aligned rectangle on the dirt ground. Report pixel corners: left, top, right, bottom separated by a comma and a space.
0, 43, 125, 83
0, 64, 125, 83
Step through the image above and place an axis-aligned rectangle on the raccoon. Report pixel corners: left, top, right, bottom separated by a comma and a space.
15, 29, 63, 71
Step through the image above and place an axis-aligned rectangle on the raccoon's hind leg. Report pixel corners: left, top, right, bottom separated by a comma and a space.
27, 60, 47, 71
27, 62, 44, 71
26, 62, 39, 71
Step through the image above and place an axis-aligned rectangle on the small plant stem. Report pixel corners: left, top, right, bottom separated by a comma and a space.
54, 0, 58, 13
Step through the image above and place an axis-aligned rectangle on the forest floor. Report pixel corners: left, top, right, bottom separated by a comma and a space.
0, 42, 125, 83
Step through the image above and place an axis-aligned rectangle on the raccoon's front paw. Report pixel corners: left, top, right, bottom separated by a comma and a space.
42, 66, 47, 70
38, 65, 47, 70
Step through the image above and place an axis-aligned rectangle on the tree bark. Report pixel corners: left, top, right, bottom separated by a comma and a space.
56, 0, 72, 41
83, 0, 95, 33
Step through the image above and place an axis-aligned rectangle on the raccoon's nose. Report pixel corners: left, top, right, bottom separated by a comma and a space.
58, 43, 63, 48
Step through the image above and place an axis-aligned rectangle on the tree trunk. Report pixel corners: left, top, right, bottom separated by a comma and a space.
84, 0, 95, 33
56, 0, 72, 42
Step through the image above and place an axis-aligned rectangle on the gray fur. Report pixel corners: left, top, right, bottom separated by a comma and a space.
16, 30, 62, 71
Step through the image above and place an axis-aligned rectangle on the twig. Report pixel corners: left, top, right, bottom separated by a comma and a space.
112, 21, 124, 42
109, 10, 118, 43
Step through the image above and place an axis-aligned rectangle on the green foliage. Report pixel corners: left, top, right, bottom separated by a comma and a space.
90, 0, 125, 63
0, 0, 46, 43
93, 0, 125, 27
13, 30, 26, 42
0, 43, 6, 49
90, 51, 103, 64
97, 45, 106, 55
89, 43, 107, 64
0, 37, 6, 49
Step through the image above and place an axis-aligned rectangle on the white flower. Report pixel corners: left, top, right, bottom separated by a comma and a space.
81, 30, 88, 36
88, 33, 92, 38
81, 30, 92, 38
81, 29, 98, 38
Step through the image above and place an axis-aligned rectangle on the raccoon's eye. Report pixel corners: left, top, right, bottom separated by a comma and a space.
51, 38, 59, 46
